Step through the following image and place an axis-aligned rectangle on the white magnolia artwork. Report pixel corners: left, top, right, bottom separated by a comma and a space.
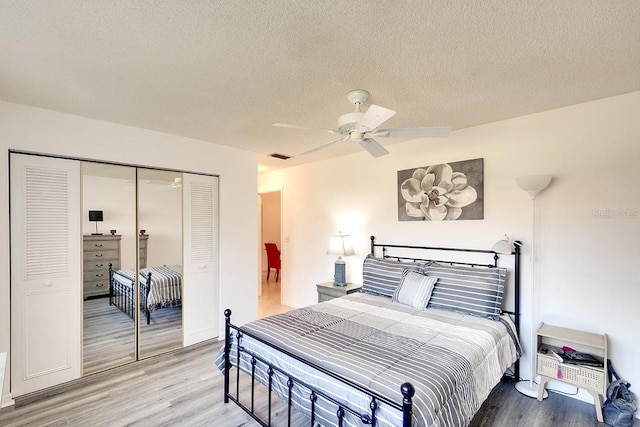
397, 158, 484, 221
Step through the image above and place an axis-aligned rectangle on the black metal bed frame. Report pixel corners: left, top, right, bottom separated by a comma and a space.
223, 235, 521, 426
108, 263, 154, 324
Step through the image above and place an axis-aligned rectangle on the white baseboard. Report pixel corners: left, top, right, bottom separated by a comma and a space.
1, 393, 15, 408
281, 299, 303, 310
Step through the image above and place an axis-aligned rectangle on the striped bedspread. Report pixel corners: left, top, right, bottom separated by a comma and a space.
217, 292, 519, 427
113, 265, 182, 310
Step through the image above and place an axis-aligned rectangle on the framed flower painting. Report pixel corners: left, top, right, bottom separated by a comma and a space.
397, 158, 484, 221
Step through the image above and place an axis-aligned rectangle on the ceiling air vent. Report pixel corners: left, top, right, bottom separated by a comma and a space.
269, 153, 291, 160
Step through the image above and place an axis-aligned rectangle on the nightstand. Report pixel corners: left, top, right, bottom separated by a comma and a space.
316, 282, 362, 303
536, 322, 607, 422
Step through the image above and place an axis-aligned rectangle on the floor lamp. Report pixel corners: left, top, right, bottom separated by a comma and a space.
515, 174, 552, 399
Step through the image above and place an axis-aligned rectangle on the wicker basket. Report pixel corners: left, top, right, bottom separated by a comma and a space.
537, 354, 605, 393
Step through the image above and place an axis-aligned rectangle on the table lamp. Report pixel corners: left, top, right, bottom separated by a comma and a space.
327, 232, 354, 286
88, 210, 103, 235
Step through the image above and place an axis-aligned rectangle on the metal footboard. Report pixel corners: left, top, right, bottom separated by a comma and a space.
223, 309, 415, 427
108, 263, 152, 324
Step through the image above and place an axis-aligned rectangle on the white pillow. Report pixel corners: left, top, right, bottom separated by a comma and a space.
392, 270, 438, 309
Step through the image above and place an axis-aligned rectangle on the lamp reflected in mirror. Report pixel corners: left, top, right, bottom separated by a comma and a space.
88, 210, 103, 235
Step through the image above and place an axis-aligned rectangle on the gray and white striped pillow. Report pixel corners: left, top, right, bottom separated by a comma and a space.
392, 270, 438, 309
361, 255, 428, 298
425, 262, 506, 320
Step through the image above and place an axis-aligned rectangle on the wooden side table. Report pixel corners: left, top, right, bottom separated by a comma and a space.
316, 282, 362, 303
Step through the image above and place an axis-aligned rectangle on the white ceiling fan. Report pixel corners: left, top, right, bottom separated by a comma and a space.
143, 177, 182, 189
273, 90, 450, 158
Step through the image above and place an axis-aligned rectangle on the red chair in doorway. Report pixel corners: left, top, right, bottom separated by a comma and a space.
264, 243, 281, 282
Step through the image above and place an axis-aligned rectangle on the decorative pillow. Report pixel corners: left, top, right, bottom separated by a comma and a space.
425, 262, 506, 320
361, 255, 428, 298
393, 270, 438, 309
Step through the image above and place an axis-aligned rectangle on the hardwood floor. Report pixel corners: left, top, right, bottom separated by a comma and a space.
5, 281, 634, 426
2, 338, 634, 427
83, 297, 183, 375
83, 297, 136, 374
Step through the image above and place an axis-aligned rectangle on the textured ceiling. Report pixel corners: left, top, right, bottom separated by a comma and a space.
2, 1, 639, 171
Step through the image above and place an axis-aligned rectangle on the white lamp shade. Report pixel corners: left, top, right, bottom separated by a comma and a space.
327, 233, 355, 256
492, 237, 513, 254
516, 175, 552, 200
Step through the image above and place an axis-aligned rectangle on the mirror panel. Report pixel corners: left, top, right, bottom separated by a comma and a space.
82, 162, 136, 375
137, 168, 183, 358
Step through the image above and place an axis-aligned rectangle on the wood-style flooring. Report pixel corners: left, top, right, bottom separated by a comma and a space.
83, 297, 182, 375
83, 270, 285, 375
2, 339, 634, 427
5, 278, 636, 426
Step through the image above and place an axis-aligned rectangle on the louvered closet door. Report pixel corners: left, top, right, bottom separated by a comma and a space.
10, 154, 81, 396
182, 173, 219, 346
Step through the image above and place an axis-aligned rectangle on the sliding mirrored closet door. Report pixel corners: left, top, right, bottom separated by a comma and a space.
10, 151, 219, 397
81, 163, 137, 375
137, 168, 184, 358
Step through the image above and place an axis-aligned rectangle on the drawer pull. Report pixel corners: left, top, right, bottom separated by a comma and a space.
94, 244, 103, 248
96, 283, 104, 287
95, 254, 103, 257
95, 273, 104, 278
95, 263, 103, 267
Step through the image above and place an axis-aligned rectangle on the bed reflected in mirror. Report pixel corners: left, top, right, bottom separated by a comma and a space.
136, 169, 183, 358
82, 162, 137, 375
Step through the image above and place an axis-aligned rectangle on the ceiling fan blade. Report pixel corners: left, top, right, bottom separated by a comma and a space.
273, 123, 340, 134
298, 136, 349, 156
359, 138, 389, 158
373, 127, 451, 138
357, 104, 396, 132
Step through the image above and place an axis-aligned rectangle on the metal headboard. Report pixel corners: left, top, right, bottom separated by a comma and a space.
369, 235, 522, 381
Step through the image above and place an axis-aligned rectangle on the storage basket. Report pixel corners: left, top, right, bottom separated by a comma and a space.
537, 354, 605, 393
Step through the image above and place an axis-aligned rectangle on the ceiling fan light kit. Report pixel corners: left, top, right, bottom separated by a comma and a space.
338, 111, 366, 133
273, 89, 450, 158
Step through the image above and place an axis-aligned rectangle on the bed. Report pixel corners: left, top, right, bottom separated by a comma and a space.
108, 264, 182, 324
217, 236, 522, 426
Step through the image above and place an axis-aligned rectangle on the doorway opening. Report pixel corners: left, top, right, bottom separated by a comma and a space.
258, 190, 291, 318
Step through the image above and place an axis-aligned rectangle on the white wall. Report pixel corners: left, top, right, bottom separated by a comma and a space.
259, 92, 640, 405
137, 171, 183, 267
0, 101, 259, 404
82, 172, 138, 269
